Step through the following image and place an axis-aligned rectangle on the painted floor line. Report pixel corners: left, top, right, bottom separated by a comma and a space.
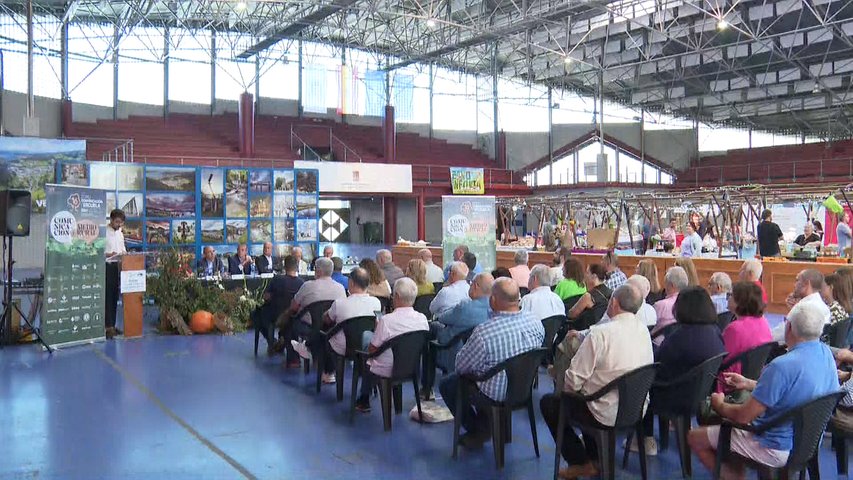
92, 347, 258, 480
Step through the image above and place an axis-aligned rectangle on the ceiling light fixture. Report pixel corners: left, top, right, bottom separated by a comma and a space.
812, 82, 820, 93
563, 56, 573, 65
717, 19, 728, 30
235, 1, 247, 11
426, 18, 437, 28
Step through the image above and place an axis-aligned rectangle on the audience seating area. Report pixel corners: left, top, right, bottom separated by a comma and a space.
678, 139, 853, 187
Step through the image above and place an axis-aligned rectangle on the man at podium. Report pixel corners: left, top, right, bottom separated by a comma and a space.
105, 209, 127, 339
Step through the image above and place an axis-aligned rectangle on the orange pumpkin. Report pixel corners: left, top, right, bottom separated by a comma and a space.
190, 310, 214, 333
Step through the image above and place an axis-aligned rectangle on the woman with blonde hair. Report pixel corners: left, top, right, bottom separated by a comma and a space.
637, 259, 664, 304
359, 258, 391, 298
675, 256, 700, 287
406, 258, 435, 296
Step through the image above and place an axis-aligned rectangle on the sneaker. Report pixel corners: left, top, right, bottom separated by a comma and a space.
291, 340, 312, 361
626, 436, 658, 456
322, 372, 336, 384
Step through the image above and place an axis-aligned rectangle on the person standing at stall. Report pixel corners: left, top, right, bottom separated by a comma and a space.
757, 209, 783, 258
104, 209, 127, 339
837, 212, 852, 257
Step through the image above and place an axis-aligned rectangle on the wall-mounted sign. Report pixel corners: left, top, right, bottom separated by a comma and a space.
295, 161, 412, 193
450, 167, 485, 195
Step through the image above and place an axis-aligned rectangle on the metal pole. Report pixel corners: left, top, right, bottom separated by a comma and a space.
210, 30, 216, 115
255, 55, 260, 114
428, 63, 434, 139
60, 20, 68, 100
163, 26, 169, 117
26, 0, 34, 118
547, 86, 553, 184
113, 24, 119, 120
297, 37, 303, 117
640, 109, 646, 183
492, 42, 499, 163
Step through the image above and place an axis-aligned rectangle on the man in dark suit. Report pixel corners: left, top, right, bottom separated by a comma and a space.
255, 241, 278, 274
197, 246, 225, 277
228, 243, 255, 275
253, 255, 305, 359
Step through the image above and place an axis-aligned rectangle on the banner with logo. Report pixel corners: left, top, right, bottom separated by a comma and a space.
42, 184, 107, 348
450, 167, 485, 195
442, 195, 496, 271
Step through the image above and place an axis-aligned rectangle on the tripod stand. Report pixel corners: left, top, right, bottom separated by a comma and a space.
0, 235, 51, 352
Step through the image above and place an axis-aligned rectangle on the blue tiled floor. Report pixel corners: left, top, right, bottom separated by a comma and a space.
0, 328, 846, 479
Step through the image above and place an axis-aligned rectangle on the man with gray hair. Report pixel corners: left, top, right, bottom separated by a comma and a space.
376, 249, 404, 286
708, 272, 733, 315
509, 249, 531, 290
541, 284, 654, 479
521, 264, 564, 322
288, 257, 347, 384
418, 248, 445, 284
429, 261, 470, 317
688, 301, 839, 478
739, 258, 768, 304
651, 266, 689, 345
354, 278, 429, 413
772, 268, 831, 343
626, 275, 658, 327
443, 244, 482, 281
292, 246, 309, 275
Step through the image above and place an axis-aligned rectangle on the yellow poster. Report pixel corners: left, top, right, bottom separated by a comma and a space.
450, 167, 485, 195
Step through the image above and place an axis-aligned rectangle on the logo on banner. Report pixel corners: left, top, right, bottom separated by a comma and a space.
447, 214, 470, 237
67, 193, 81, 212
50, 211, 76, 245
76, 220, 99, 243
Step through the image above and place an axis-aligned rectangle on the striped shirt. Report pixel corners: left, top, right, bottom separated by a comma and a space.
455, 309, 545, 401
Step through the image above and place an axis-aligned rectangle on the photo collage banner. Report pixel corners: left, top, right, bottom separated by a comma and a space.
56, 161, 321, 265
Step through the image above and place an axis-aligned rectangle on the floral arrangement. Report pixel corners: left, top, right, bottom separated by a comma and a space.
148, 248, 267, 335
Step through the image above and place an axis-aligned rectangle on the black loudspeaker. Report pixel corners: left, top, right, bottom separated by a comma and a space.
0, 190, 31, 237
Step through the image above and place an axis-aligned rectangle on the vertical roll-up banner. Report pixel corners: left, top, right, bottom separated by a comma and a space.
442, 195, 496, 271
42, 184, 107, 348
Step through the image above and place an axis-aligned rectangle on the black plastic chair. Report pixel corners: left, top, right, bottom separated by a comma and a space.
830, 406, 853, 476
715, 341, 775, 392
824, 317, 852, 348
717, 311, 735, 332
519, 287, 530, 297
453, 347, 547, 469
350, 330, 429, 431
433, 282, 444, 293
375, 296, 393, 314
650, 323, 679, 344
539, 314, 567, 377
413, 294, 436, 319
553, 363, 660, 480
253, 306, 276, 357
713, 391, 844, 480
322, 315, 376, 402
293, 300, 335, 390
623, 353, 727, 479
562, 294, 584, 317
423, 327, 475, 397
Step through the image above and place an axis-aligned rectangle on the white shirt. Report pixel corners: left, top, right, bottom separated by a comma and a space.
327, 294, 381, 355
105, 226, 126, 262
635, 302, 658, 327
549, 266, 564, 286
293, 277, 347, 324
297, 259, 310, 275
711, 293, 729, 315
521, 286, 564, 321
424, 261, 445, 284
565, 312, 654, 426
430, 280, 470, 318
771, 291, 832, 343
367, 307, 429, 377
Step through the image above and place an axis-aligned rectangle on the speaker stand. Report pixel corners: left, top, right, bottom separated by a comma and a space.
0, 236, 51, 352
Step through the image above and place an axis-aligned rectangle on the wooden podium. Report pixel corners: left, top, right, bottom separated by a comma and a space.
120, 253, 145, 338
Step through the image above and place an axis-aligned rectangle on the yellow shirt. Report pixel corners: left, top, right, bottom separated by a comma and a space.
417, 282, 435, 296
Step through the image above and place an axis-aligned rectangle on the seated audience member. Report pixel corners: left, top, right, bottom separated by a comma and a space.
794, 223, 821, 247
292, 246, 310, 275
602, 251, 627, 290
462, 252, 478, 283
650, 266, 689, 345
419, 248, 445, 284
661, 219, 678, 252
406, 259, 435, 296
324, 267, 380, 357
253, 255, 304, 357
354, 278, 429, 412
376, 249, 404, 287
521, 264, 565, 321
443, 244, 482, 281
824, 273, 852, 325
634, 287, 725, 453
550, 247, 572, 286
431, 273, 495, 375
637, 259, 665, 304
739, 258, 768, 304
675, 256, 700, 286
831, 348, 853, 431
255, 242, 277, 274
330, 257, 349, 291
429, 262, 470, 318
197, 246, 225, 277
491, 267, 512, 279
228, 243, 255, 275
286, 257, 347, 384
554, 257, 588, 301
774, 269, 832, 342
439, 278, 545, 448
688, 302, 840, 479
541, 284, 653, 478
717, 281, 772, 393
509, 250, 531, 289
708, 272, 733, 315
359, 258, 391, 299
626, 275, 658, 327
566, 264, 612, 330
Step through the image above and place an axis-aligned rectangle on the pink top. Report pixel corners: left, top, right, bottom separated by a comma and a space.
509, 264, 531, 290
717, 314, 773, 393
755, 281, 769, 305
651, 293, 678, 345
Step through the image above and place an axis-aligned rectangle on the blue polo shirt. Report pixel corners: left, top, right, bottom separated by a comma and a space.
751, 340, 838, 450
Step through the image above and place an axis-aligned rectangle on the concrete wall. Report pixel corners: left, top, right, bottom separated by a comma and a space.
396, 198, 417, 241
350, 198, 385, 244
257, 98, 300, 117
2, 91, 62, 138
425, 201, 442, 245
16, 214, 47, 269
